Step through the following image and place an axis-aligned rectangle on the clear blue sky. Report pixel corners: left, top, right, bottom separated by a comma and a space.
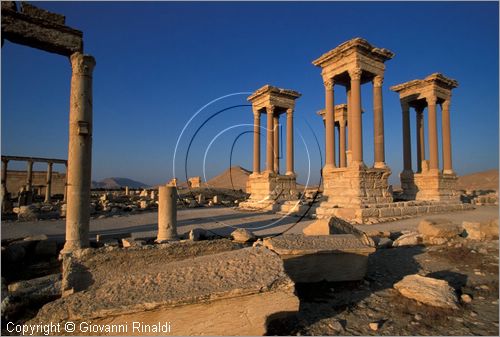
2, 1, 498, 187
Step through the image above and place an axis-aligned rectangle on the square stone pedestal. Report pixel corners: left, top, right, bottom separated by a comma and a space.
414, 171, 460, 202
240, 172, 300, 212
314, 165, 393, 222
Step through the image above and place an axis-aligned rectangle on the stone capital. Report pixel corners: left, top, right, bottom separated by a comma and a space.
70, 52, 96, 76
442, 100, 450, 110
373, 75, 384, 87
401, 101, 410, 112
339, 119, 347, 127
252, 107, 261, 118
286, 108, 293, 116
348, 67, 362, 81
426, 96, 437, 106
323, 79, 334, 90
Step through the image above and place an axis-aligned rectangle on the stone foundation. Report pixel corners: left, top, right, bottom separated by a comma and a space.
414, 171, 460, 202
314, 200, 474, 224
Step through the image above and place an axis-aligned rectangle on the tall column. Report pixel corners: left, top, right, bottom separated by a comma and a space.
346, 86, 352, 151
1, 159, 8, 212
266, 105, 275, 173
339, 120, 347, 167
416, 107, 425, 173
252, 109, 261, 174
63, 162, 68, 203
45, 162, 53, 203
441, 100, 453, 174
286, 108, 294, 176
373, 75, 385, 168
26, 160, 33, 192
427, 96, 439, 172
63, 53, 96, 253
157, 185, 178, 241
349, 67, 363, 165
324, 79, 336, 170
402, 102, 412, 172
273, 113, 279, 174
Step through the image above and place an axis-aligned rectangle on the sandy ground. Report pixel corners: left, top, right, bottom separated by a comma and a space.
1, 205, 498, 241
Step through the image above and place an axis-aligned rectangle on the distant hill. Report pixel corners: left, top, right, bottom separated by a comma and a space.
457, 169, 498, 191
91, 177, 149, 189
206, 166, 252, 191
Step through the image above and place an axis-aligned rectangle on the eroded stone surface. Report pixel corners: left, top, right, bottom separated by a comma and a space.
394, 274, 459, 309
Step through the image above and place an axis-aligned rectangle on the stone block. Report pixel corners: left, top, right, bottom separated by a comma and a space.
264, 234, 375, 283
418, 218, 462, 239
394, 274, 458, 309
30, 246, 299, 336
462, 220, 499, 240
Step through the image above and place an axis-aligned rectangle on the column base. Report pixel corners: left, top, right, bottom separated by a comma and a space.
240, 172, 299, 211
61, 239, 89, 254
414, 170, 460, 202
373, 161, 387, 169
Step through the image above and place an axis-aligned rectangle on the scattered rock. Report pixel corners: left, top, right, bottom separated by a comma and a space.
392, 232, 423, 247
393, 274, 459, 309
377, 237, 393, 248
461, 294, 472, 303
189, 228, 208, 241
231, 228, 256, 242
414, 313, 422, 321
369, 322, 380, 331
121, 238, 143, 248
462, 219, 499, 241
418, 218, 462, 239
17, 205, 38, 221
23, 234, 49, 242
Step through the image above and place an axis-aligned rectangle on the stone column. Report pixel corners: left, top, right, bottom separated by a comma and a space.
286, 108, 294, 176
339, 120, 347, 167
346, 86, 352, 151
63, 53, 96, 253
349, 67, 363, 165
125, 186, 129, 196
1, 159, 8, 212
26, 160, 33, 192
441, 100, 453, 174
273, 113, 279, 174
402, 102, 412, 172
416, 107, 425, 173
324, 79, 336, 170
373, 75, 385, 168
427, 96, 439, 172
252, 109, 261, 174
157, 185, 178, 241
44, 162, 53, 203
266, 105, 275, 173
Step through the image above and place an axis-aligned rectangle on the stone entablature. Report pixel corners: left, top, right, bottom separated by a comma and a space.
247, 85, 300, 112
312, 37, 394, 86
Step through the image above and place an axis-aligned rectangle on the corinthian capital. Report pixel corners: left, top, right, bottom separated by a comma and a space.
266, 105, 276, 114
426, 96, 437, 105
373, 75, 384, 87
70, 53, 96, 76
348, 67, 362, 81
286, 108, 294, 116
252, 107, 261, 118
442, 100, 451, 110
323, 79, 334, 90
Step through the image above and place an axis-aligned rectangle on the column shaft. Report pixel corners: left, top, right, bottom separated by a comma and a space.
416, 108, 425, 172
402, 103, 412, 171
339, 121, 346, 167
442, 100, 453, 173
347, 86, 352, 151
373, 75, 385, 167
324, 79, 336, 170
1, 160, 8, 212
157, 185, 178, 241
266, 106, 275, 172
273, 114, 279, 173
286, 109, 294, 175
427, 97, 439, 171
63, 53, 96, 253
253, 111, 261, 174
349, 68, 363, 164
45, 162, 53, 203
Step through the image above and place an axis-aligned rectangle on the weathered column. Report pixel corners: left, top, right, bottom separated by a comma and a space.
346, 86, 352, 151
416, 107, 425, 173
26, 160, 33, 192
373, 75, 385, 168
339, 120, 347, 167
125, 186, 129, 196
349, 67, 363, 165
402, 102, 412, 172
427, 96, 439, 171
63, 53, 96, 253
324, 79, 336, 170
266, 105, 275, 173
441, 100, 453, 174
273, 113, 280, 174
253, 109, 261, 174
1, 159, 8, 211
44, 162, 53, 203
157, 185, 178, 241
286, 108, 294, 175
